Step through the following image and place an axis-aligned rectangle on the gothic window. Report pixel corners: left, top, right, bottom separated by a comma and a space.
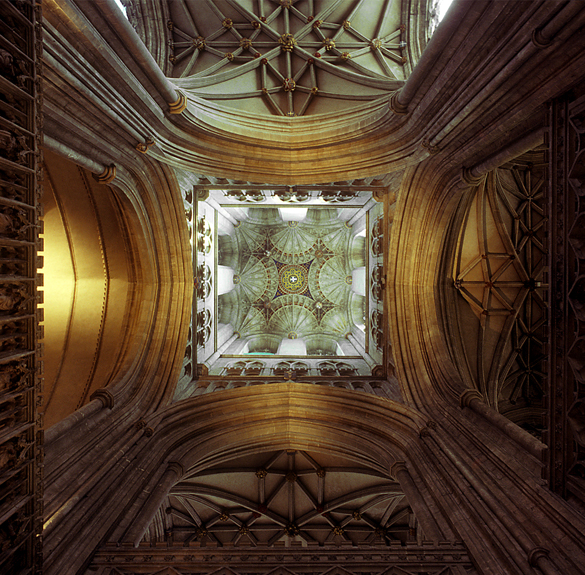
223, 360, 265, 376
195, 264, 212, 299
196, 309, 212, 347
273, 361, 309, 377
318, 361, 357, 376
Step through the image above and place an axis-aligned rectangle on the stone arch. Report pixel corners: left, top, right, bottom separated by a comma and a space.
111, 384, 434, 547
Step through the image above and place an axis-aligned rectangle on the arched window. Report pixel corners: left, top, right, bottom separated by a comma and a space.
196, 309, 212, 346
273, 361, 309, 377
223, 360, 265, 376
318, 361, 357, 376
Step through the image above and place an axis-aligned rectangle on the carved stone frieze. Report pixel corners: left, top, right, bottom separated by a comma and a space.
0, 0, 43, 572
548, 86, 585, 501
91, 543, 472, 574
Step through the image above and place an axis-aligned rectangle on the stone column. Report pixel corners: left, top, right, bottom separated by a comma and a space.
460, 390, 546, 461
390, 462, 444, 542
422, 425, 562, 575
124, 462, 184, 547
90, 0, 182, 108
45, 389, 114, 445
347, 333, 376, 368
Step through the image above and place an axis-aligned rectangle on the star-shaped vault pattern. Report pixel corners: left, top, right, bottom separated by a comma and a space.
160, 450, 415, 547
168, 0, 406, 116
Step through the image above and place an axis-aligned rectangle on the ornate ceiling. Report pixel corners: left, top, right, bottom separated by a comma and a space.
146, 450, 415, 547
29, 1, 585, 574
443, 150, 548, 435
168, 0, 405, 116
219, 207, 364, 351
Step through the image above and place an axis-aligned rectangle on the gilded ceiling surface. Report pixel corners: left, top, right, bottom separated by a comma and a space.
448, 152, 548, 428
218, 207, 364, 351
167, 0, 405, 116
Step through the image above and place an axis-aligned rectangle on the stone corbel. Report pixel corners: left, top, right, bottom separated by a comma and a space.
169, 93, 188, 114
135, 137, 155, 154
371, 365, 384, 377
134, 419, 154, 436
373, 188, 386, 202
90, 388, 114, 409
421, 137, 440, 155
419, 420, 437, 438
196, 188, 210, 202
389, 91, 409, 115
92, 164, 117, 184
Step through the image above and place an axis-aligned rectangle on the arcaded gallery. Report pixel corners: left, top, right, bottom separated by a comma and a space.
1, 0, 585, 574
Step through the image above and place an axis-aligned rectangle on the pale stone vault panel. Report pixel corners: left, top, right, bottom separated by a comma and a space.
166, 0, 406, 117
173, 179, 394, 402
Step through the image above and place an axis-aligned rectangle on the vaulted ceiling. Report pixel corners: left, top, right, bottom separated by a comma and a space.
147, 450, 416, 548
219, 207, 362, 347
31, 1, 585, 574
167, 0, 407, 116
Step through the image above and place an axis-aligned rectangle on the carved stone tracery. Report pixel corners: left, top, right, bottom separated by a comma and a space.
0, 1, 42, 573
549, 88, 585, 502
449, 155, 548, 436
167, 0, 407, 117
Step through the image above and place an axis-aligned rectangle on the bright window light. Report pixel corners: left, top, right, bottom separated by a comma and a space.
278, 207, 307, 222
113, 0, 128, 18
437, 0, 455, 21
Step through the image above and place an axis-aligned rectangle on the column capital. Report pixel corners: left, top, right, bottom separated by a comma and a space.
528, 546, 550, 567
461, 167, 486, 187
389, 90, 409, 115
167, 462, 184, 477
460, 389, 483, 408
92, 164, 116, 184
169, 92, 187, 114
390, 461, 409, 478
90, 388, 114, 409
